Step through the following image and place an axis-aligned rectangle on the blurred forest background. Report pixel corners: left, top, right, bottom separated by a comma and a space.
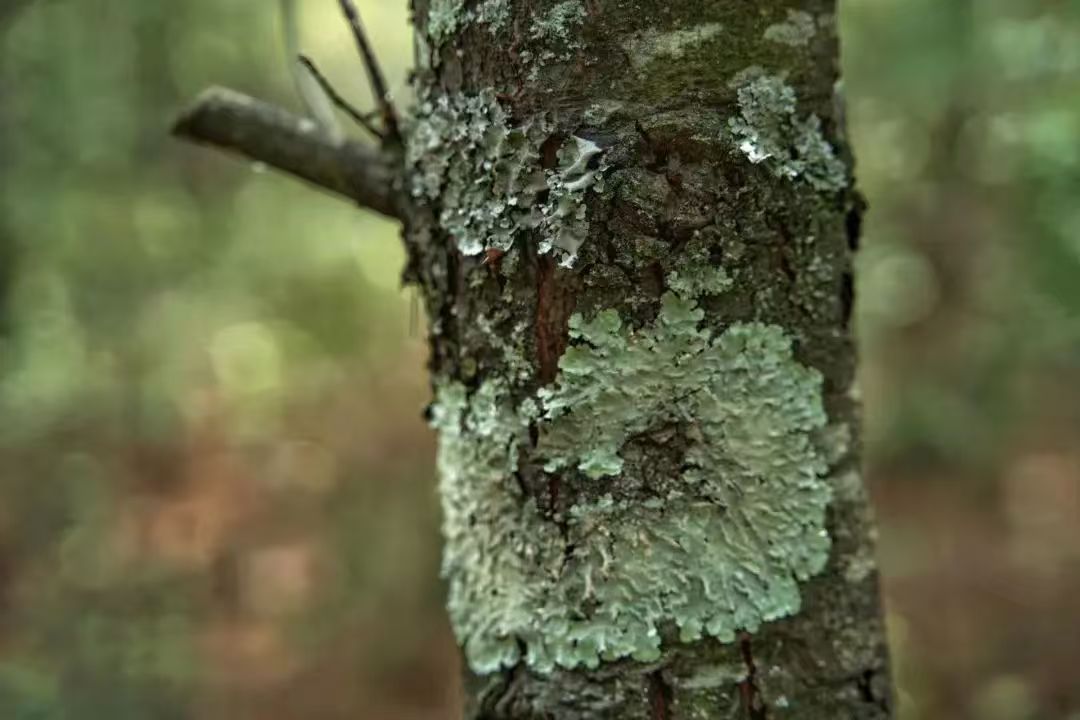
0, 1, 1078, 718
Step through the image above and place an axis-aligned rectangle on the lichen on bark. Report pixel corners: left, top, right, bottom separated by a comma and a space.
728, 73, 847, 192
172, 0, 895, 714
433, 269, 834, 675
405, 90, 603, 265
408, 0, 894, 715
426, 0, 509, 45
763, 9, 817, 47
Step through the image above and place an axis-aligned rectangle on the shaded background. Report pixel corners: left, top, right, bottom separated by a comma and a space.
0, 1, 1077, 718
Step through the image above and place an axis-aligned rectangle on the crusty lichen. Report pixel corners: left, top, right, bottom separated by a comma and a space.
427, 0, 509, 46
728, 74, 847, 192
763, 10, 817, 47
407, 91, 603, 265
529, 0, 586, 47
666, 245, 734, 298
432, 270, 833, 674
518, 0, 587, 78
432, 380, 560, 673
626, 22, 724, 71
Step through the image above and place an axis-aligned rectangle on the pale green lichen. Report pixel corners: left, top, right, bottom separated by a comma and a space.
427, 0, 508, 45
583, 100, 626, 125
667, 246, 734, 298
426, 0, 462, 44
472, 0, 510, 30
520, 0, 587, 80
763, 9, 817, 47
476, 314, 535, 382
821, 422, 852, 466
677, 663, 748, 690
728, 74, 847, 192
529, 0, 586, 46
432, 379, 561, 673
728, 65, 768, 89
432, 271, 833, 674
407, 90, 546, 254
626, 22, 724, 71
407, 91, 603, 264
539, 136, 604, 265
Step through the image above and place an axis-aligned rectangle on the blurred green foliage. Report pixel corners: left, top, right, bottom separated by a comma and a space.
0, 2, 446, 718
845, 0, 1080, 471
0, 1, 1078, 719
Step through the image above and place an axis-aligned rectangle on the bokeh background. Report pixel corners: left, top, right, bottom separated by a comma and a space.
0, 1, 1078, 718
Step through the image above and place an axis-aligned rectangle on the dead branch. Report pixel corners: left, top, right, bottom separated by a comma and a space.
172, 86, 400, 219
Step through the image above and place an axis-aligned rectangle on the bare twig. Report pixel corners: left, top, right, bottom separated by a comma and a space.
172, 86, 400, 219
282, 0, 342, 139
298, 54, 383, 139
336, 0, 400, 140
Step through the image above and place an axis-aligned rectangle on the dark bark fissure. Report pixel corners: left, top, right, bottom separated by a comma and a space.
646, 670, 673, 720
534, 255, 575, 385
739, 635, 769, 720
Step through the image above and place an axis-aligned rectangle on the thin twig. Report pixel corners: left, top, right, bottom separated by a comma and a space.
283, 0, 341, 139
172, 86, 401, 219
336, 0, 400, 141
298, 54, 384, 139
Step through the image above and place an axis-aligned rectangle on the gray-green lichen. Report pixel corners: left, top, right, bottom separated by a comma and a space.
475, 314, 535, 382
432, 272, 833, 674
529, 0, 586, 47
728, 74, 847, 192
626, 22, 724, 71
407, 91, 603, 264
666, 247, 734, 299
677, 662, 748, 690
427, 0, 509, 46
763, 10, 817, 47
539, 135, 604, 264
520, 0, 587, 79
432, 379, 559, 673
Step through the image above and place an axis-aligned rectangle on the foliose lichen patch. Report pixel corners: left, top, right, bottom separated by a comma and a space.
432, 380, 560, 673
539, 135, 604, 264
407, 91, 603, 265
432, 271, 833, 674
728, 73, 847, 192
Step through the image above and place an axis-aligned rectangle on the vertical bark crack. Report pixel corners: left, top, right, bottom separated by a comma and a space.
534, 255, 575, 384
738, 635, 769, 720
646, 670, 673, 720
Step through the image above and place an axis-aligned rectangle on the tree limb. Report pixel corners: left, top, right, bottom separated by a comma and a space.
172, 86, 401, 220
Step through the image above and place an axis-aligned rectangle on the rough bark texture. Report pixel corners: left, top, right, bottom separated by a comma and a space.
404, 0, 893, 718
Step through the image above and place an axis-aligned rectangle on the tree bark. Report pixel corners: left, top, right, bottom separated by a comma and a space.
407, 1, 892, 718
175, 0, 894, 717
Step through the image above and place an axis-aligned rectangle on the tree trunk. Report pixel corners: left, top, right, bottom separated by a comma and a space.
407, 1, 892, 717
174, 0, 894, 717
